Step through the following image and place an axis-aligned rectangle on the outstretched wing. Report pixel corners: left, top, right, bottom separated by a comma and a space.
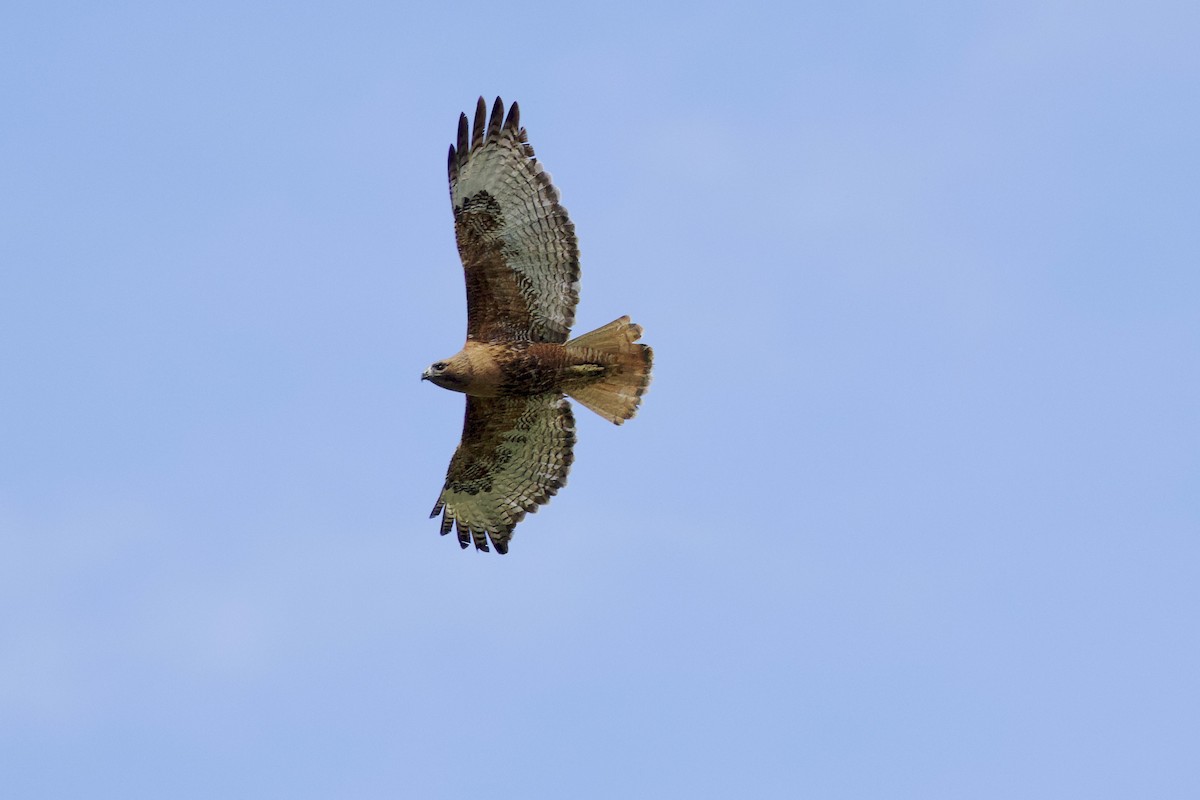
448, 97, 580, 344
430, 393, 576, 554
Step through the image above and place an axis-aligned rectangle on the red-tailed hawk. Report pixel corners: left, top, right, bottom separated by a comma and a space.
423, 97, 653, 554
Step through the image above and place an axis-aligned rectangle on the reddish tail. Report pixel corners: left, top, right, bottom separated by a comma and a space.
565, 316, 653, 424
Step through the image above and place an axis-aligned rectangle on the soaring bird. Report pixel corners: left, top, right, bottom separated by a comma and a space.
423, 97, 652, 554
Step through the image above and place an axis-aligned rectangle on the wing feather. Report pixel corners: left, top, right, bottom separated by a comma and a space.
448, 96, 580, 344
430, 394, 576, 554
471, 96, 486, 151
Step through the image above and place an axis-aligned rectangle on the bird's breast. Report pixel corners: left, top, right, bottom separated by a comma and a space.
458, 341, 583, 397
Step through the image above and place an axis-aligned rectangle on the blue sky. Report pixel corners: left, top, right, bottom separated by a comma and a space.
2, 1, 1198, 797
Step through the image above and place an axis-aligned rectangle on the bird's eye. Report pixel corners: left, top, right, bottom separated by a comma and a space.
433, 362, 448, 371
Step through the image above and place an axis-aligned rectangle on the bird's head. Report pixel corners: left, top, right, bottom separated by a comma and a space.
421, 355, 469, 392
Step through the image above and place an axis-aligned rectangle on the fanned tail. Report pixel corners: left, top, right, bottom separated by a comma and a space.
565, 316, 653, 424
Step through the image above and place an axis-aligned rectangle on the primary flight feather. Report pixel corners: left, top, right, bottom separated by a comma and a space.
423, 97, 653, 554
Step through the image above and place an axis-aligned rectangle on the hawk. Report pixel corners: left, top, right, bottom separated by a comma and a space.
422, 97, 653, 554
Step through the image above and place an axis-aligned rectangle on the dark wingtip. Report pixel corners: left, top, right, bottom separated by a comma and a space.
456, 112, 469, 158
503, 101, 520, 132
472, 97, 486, 150
487, 96, 504, 138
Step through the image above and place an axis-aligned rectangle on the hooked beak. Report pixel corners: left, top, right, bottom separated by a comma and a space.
420, 370, 430, 381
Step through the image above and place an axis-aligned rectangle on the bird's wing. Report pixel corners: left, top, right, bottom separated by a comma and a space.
430, 393, 576, 553
448, 97, 580, 344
